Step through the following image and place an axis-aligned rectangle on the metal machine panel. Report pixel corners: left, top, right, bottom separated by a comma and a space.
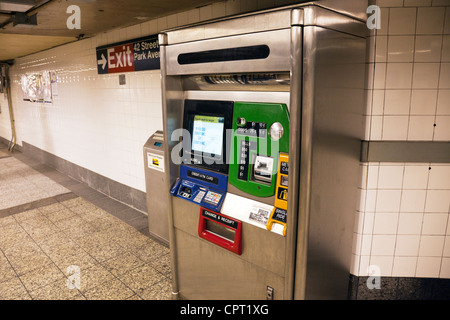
175, 229, 286, 300
143, 131, 169, 245
294, 25, 366, 300
172, 197, 286, 277
165, 29, 291, 75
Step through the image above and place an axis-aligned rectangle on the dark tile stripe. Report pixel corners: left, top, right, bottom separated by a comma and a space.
0, 192, 78, 219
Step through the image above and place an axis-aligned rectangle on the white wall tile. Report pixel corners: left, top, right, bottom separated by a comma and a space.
226, 0, 241, 15
377, 7, 390, 36
419, 235, 445, 256
367, 165, 379, 189
387, 35, 415, 62
445, 7, 450, 34
371, 235, 396, 255
354, 211, 365, 234
382, 116, 409, 140
410, 90, 438, 115
365, 190, 378, 212
371, 90, 385, 115
363, 116, 371, 140
212, 2, 227, 18
386, 63, 413, 89
389, 8, 417, 35
425, 190, 450, 212
405, 0, 433, 6
400, 190, 427, 212
375, 35, 388, 62
378, 165, 404, 189
434, 116, 450, 140
350, 254, 359, 275
441, 258, 450, 278
439, 63, 450, 88
444, 236, 450, 256
432, 0, 450, 5
415, 35, 443, 62
422, 213, 448, 235
398, 212, 424, 234
377, 0, 404, 7
396, 235, 421, 256
370, 256, 393, 276
417, 7, 445, 35
376, 190, 402, 212
199, 5, 213, 21
412, 63, 440, 89
166, 14, 178, 28
428, 165, 450, 189
392, 256, 417, 277
384, 89, 411, 115
403, 165, 430, 189
363, 212, 376, 234
358, 1, 450, 278
373, 212, 399, 234
442, 35, 450, 62
359, 255, 371, 275
416, 256, 442, 277
370, 116, 383, 139
408, 115, 435, 140
361, 235, 373, 255
373, 63, 387, 89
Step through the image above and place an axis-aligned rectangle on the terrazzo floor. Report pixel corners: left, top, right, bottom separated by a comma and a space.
0, 144, 171, 300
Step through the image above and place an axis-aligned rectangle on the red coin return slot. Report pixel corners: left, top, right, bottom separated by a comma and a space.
198, 207, 242, 255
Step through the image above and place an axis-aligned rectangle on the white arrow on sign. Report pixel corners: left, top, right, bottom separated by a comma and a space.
97, 53, 107, 70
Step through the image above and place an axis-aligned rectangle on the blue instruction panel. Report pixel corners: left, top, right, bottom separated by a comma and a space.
170, 165, 228, 212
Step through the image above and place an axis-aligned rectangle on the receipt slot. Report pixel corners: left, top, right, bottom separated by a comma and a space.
160, 3, 367, 300
143, 131, 169, 245
198, 207, 242, 255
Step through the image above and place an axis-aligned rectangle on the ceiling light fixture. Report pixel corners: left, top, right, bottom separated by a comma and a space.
11, 12, 37, 27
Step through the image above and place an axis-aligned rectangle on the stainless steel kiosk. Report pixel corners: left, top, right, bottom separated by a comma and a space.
143, 130, 169, 245
159, 1, 367, 300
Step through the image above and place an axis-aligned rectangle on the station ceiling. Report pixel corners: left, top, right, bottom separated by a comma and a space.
0, 0, 222, 62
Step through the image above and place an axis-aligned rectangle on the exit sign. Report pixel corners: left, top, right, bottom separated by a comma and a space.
96, 34, 160, 74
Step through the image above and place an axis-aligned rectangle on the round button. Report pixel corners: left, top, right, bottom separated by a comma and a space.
269, 122, 284, 141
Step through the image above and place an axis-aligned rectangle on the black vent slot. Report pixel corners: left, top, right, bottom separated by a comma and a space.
178, 45, 270, 65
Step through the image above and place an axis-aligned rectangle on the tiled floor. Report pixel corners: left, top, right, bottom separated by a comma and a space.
0, 143, 171, 300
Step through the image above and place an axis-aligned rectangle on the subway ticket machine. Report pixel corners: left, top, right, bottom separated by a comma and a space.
160, 2, 367, 300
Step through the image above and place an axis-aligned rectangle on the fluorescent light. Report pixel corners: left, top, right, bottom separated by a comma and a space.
12, 12, 37, 27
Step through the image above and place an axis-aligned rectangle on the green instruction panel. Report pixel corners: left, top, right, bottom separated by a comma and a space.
229, 102, 289, 197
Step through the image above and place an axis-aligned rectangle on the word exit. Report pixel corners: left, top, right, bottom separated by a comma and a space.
96, 35, 160, 74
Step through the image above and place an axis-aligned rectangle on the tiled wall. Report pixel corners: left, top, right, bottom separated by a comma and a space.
0, 91, 11, 142
352, 0, 450, 280
0, 0, 302, 193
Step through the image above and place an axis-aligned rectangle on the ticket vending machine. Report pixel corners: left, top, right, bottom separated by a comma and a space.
160, 2, 367, 300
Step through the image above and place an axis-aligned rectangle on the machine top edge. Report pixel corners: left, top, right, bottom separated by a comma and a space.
160, 2, 368, 46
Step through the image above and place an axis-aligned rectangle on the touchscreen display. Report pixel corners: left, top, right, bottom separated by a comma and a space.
192, 115, 224, 156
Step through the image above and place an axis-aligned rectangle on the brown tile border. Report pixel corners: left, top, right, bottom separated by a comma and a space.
0, 192, 78, 219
